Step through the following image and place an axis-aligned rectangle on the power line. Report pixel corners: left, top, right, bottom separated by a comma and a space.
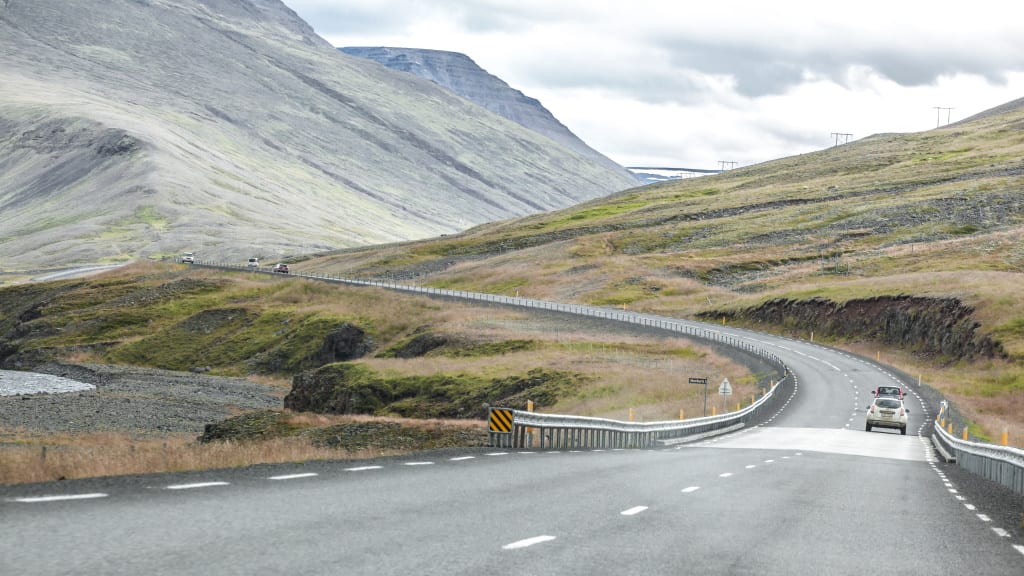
933, 106, 954, 127
830, 132, 852, 147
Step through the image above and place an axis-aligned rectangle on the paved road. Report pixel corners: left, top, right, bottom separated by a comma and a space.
3, 318, 1023, 575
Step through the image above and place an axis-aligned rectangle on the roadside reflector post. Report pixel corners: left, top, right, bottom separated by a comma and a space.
962, 427, 969, 441
526, 400, 534, 448
947, 422, 953, 434
679, 408, 685, 420
712, 405, 717, 416
629, 407, 634, 422
1001, 429, 1009, 446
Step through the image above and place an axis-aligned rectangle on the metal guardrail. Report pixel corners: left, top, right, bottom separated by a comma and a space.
190, 260, 790, 447
932, 407, 1024, 496
489, 377, 784, 449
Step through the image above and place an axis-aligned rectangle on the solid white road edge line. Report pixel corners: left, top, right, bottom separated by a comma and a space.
503, 535, 557, 550
621, 506, 648, 516
14, 493, 108, 503
166, 482, 229, 490
268, 473, 318, 480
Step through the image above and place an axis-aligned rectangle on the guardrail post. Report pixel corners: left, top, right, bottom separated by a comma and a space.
1002, 429, 1009, 446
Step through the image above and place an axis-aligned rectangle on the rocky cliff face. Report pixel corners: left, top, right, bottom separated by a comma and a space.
713, 296, 1006, 361
340, 47, 636, 180
0, 0, 638, 271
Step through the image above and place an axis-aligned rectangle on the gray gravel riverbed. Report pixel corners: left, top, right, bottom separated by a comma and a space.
0, 363, 284, 436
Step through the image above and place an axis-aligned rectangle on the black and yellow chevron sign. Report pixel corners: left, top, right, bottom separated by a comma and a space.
488, 408, 514, 433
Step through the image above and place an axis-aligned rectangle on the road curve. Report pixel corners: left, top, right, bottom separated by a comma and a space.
2, 308, 1023, 574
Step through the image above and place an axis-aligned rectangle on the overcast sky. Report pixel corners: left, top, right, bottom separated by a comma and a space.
285, 0, 1024, 169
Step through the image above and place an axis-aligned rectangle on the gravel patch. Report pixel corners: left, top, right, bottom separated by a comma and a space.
0, 362, 283, 436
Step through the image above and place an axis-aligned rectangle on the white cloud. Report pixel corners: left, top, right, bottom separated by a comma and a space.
286, 0, 1024, 168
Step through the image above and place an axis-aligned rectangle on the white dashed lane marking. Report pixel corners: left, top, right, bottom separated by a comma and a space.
503, 535, 556, 550
165, 482, 229, 490
681, 486, 701, 493
621, 506, 648, 516
344, 466, 382, 472
268, 473, 317, 481
12, 493, 108, 503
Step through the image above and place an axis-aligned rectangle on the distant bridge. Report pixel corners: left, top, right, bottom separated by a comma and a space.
626, 166, 722, 184
626, 166, 722, 174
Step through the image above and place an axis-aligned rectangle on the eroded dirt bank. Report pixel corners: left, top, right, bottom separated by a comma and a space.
709, 295, 1006, 361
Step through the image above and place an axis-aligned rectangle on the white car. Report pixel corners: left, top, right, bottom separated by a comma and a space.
866, 397, 908, 434
247, 257, 259, 268
181, 252, 195, 264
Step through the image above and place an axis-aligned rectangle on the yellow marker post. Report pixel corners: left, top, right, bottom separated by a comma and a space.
712, 405, 717, 416
629, 407, 634, 422
1001, 429, 1009, 446
947, 422, 953, 434
679, 409, 685, 420
735, 402, 740, 412
962, 427, 969, 441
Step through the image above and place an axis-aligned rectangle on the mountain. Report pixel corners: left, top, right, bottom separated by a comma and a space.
0, 0, 638, 271
339, 47, 635, 180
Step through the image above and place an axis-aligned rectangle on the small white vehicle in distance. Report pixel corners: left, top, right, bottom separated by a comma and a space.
866, 396, 909, 435
181, 252, 195, 264
247, 257, 259, 268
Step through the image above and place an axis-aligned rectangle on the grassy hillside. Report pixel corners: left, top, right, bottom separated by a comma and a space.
299, 100, 1024, 445
0, 263, 757, 423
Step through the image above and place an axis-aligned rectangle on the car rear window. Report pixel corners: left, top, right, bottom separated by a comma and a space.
876, 398, 901, 409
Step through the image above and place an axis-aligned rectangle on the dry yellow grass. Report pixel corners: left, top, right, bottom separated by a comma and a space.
0, 432, 341, 485
0, 413, 488, 485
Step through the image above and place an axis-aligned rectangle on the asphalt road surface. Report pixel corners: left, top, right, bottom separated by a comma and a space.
3, 318, 1023, 575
